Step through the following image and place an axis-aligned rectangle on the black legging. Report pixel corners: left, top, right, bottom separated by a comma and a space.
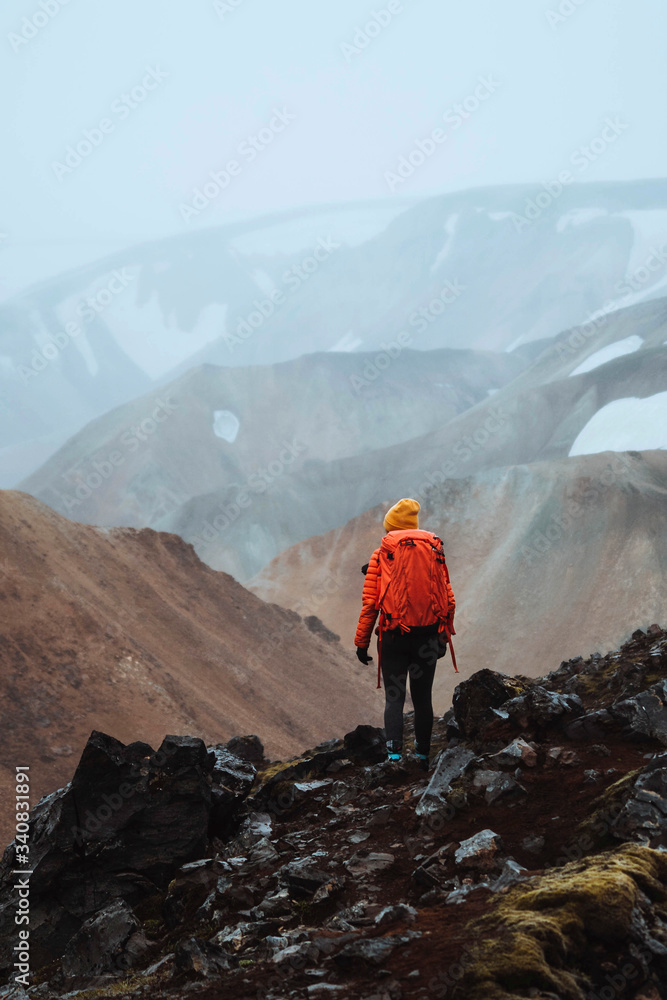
380, 627, 440, 753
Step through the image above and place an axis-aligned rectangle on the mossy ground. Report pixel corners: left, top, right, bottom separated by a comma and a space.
456, 844, 667, 1000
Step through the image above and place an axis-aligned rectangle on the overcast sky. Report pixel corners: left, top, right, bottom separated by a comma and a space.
2, 0, 666, 296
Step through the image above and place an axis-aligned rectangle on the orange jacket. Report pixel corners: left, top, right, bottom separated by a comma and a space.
354, 539, 456, 648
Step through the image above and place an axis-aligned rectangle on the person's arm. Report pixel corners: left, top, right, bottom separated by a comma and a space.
354, 549, 380, 650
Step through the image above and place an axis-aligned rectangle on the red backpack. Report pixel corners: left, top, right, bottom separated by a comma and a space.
376, 529, 457, 675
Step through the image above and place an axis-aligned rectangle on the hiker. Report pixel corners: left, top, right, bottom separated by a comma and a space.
354, 498, 456, 769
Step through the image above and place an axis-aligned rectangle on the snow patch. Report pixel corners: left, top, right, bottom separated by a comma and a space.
430, 215, 459, 274
569, 392, 667, 456
556, 208, 607, 233
488, 211, 513, 221
213, 410, 240, 443
251, 268, 278, 296
74, 333, 100, 377
505, 333, 527, 353
328, 331, 363, 352
104, 289, 227, 379
569, 335, 643, 376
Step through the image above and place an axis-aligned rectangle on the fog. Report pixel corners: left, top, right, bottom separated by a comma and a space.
3, 0, 666, 296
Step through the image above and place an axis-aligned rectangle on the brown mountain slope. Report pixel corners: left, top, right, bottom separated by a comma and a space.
0, 491, 375, 845
250, 450, 667, 714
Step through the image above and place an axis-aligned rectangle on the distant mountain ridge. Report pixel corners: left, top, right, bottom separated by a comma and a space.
157, 296, 667, 580
19, 346, 525, 540
4, 179, 667, 484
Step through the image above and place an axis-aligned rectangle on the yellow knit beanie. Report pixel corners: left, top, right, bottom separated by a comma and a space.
383, 497, 420, 532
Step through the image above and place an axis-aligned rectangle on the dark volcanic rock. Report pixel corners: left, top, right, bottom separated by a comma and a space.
207, 746, 257, 837
280, 860, 335, 899
61, 900, 149, 978
174, 937, 232, 976
334, 931, 420, 965
343, 724, 387, 763
415, 746, 475, 817
454, 829, 503, 871
452, 669, 527, 738
224, 734, 265, 763
3, 624, 667, 998
608, 755, 667, 849
611, 679, 667, 744
501, 686, 584, 731
162, 859, 233, 930
453, 667, 585, 741
0, 731, 252, 976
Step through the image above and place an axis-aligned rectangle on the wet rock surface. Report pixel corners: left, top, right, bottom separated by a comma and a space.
0, 731, 255, 974
1, 626, 667, 999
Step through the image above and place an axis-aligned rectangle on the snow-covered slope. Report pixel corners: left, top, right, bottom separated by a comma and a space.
569, 391, 667, 455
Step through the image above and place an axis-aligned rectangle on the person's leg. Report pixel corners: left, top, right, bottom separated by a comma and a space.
407, 634, 439, 758
380, 631, 409, 757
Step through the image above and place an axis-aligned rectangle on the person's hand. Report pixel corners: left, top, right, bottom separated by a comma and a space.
356, 646, 373, 665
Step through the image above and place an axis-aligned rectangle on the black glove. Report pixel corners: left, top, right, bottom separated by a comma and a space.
356, 646, 373, 665
361, 563, 369, 575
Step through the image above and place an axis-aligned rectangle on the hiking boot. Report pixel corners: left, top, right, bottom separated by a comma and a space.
414, 744, 430, 771
386, 740, 403, 762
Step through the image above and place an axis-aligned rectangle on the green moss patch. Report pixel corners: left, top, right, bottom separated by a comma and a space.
455, 845, 667, 1000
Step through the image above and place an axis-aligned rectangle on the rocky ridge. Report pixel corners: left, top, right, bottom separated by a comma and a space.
1, 626, 667, 1000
